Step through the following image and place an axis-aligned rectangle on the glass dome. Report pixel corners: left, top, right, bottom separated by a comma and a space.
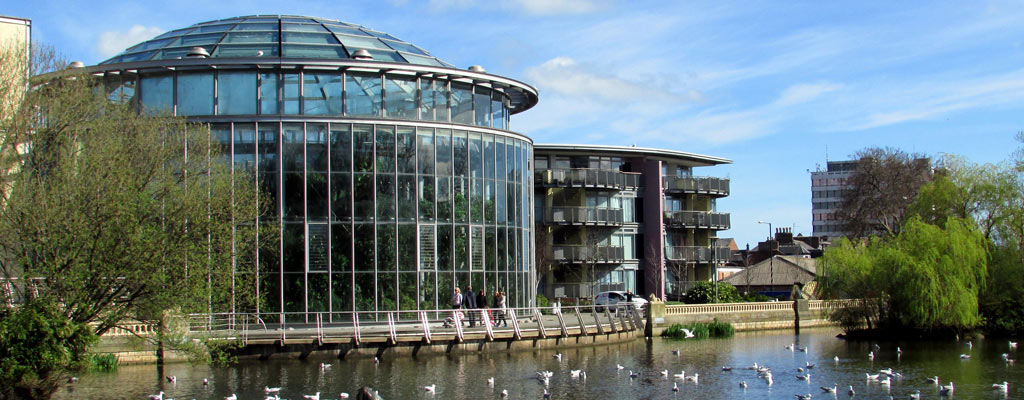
101, 15, 454, 67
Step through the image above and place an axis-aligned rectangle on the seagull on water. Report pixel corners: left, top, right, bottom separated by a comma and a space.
909, 390, 921, 399
879, 376, 891, 386
785, 343, 795, 351
202, 378, 209, 386
340, 393, 350, 399
672, 349, 681, 355
1011, 341, 1018, 349
722, 366, 733, 371
681, 328, 695, 338
488, 377, 495, 386
866, 373, 880, 381
940, 382, 954, 396
798, 346, 809, 352
660, 370, 669, 377
820, 384, 836, 393
897, 347, 902, 356
629, 370, 639, 379
967, 340, 973, 350
960, 353, 971, 359
848, 386, 855, 396
796, 373, 811, 381
879, 368, 893, 375
147, 392, 164, 400
926, 376, 939, 384
672, 382, 679, 392
67, 377, 79, 383
685, 373, 699, 384
833, 355, 840, 363
424, 384, 436, 393
739, 381, 748, 389
165, 376, 176, 383
805, 362, 815, 369
868, 351, 875, 360
553, 353, 562, 361
224, 395, 237, 400
795, 394, 812, 400
320, 362, 333, 370
500, 389, 509, 397
673, 371, 686, 379
303, 392, 320, 400
993, 381, 1009, 393
616, 364, 625, 370
543, 389, 550, 399
265, 387, 282, 394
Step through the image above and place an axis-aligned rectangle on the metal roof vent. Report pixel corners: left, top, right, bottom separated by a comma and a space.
351, 49, 373, 60
68, 61, 85, 69
186, 47, 210, 58
468, 65, 486, 73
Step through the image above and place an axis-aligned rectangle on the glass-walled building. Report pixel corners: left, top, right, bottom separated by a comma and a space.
75, 15, 539, 316
534, 145, 731, 301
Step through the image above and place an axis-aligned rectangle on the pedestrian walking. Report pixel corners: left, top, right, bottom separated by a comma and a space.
464, 286, 477, 327
478, 288, 490, 326
497, 291, 508, 327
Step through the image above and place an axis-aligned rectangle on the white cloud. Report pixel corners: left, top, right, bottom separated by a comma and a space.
773, 82, 843, 107
95, 25, 164, 58
525, 56, 688, 104
427, 0, 604, 15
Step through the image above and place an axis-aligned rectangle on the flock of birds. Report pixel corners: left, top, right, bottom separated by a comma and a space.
72, 337, 1019, 399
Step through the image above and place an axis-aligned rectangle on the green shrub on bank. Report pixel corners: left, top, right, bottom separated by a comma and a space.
536, 294, 550, 308
684, 282, 743, 304
661, 320, 735, 339
207, 339, 245, 366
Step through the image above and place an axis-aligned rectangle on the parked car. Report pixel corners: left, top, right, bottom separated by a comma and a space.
594, 291, 647, 312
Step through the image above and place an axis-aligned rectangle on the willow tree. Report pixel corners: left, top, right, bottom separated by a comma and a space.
0, 42, 265, 396
820, 217, 987, 332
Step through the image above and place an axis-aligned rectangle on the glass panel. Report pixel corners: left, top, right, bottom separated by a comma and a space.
491, 92, 505, 130
283, 45, 347, 59
233, 123, 256, 171
484, 135, 495, 179
396, 127, 416, 174
260, 272, 280, 314
385, 75, 417, 120
283, 224, 305, 273
104, 77, 136, 105
345, 72, 382, 116
470, 226, 484, 271
399, 272, 418, 310
455, 225, 468, 271
376, 174, 395, 221
469, 132, 482, 178
354, 224, 374, 272
376, 126, 395, 173
335, 34, 390, 50
419, 225, 435, 271
303, 72, 342, 115
307, 172, 328, 221
364, 49, 407, 63
397, 175, 416, 222
353, 125, 373, 173
177, 73, 215, 116
140, 74, 172, 114
213, 44, 278, 57
471, 179, 483, 224
377, 225, 396, 272
485, 180, 495, 224
418, 176, 434, 221
474, 87, 491, 127
331, 271, 352, 313
331, 173, 351, 222
331, 223, 352, 272
450, 82, 473, 125
324, 24, 366, 36
181, 33, 225, 46
283, 274, 304, 315
437, 177, 452, 222
417, 128, 434, 175
453, 130, 468, 177
435, 129, 452, 176
306, 123, 328, 172
231, 23, 277, 31
329, 123, 351, 172
198, 24, 234, 33
283, 73, 300, 114
219, 71, 257, 115
283, 32, 337, 44
257, 123, 279, 219
401, 52, 446, 67
354, 173, 373, 221
454, 178, 468, 223
437, 225, 452, 271
354, 272, 374, 311
211, 124, 232, 166
260, 72, 279, 114
307, 273, 328, 312
282, 123, 304, 173
378, 272, 397, 311
307, 224, 329, 272
381, 39, 427, 55
223, 32, 279, 43
283, 172, 304, 220
398, 224, 417, 272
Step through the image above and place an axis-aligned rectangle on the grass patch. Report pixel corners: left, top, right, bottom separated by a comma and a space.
661, 320, 735, 339
87, 353, 118, 372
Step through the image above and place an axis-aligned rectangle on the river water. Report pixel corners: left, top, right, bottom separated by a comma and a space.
56, 327, 1021, 399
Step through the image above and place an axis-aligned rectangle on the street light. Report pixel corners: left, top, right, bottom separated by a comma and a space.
758, 220, 774, 297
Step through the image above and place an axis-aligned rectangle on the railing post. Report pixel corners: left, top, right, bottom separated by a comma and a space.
604, 307, 618, 332
509, 309, 522, 339
316, 312, 324, 345
352, 313, 361, 346
554, 307, 569, 337
534, 308, 547, 338
574, 307, 588, 335
483, 310, 494, 341
387, 312, 398, 344
420, 311, 432, 344
592, 307, 605, 334
454, 310, 464, 342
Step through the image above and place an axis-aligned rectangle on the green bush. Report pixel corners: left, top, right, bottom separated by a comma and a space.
87, 353, 118, 372
206, 339, 245, 366
0, 300, 97, 399
684, 281, 743, 304
661, 320, 735, 339
535, 294, 550, 307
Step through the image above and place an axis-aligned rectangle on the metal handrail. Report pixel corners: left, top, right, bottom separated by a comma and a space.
662, 175, 730, 196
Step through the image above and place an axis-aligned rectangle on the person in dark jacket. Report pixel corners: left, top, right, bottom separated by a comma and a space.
464, 286, 477, 327
477, 289, 489, 326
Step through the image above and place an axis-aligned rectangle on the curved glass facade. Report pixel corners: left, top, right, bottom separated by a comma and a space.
85, 15, 538, 317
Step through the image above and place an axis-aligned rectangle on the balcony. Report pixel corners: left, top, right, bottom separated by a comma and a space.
664, 211, 731, 230
538, 206, 625, 226
535, 168, 640, 190
662, 176, 730, 197
665, 246, 733, 263
550, 245, 625, 263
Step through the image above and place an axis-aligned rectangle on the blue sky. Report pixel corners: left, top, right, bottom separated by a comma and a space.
8, 0, 1024, 248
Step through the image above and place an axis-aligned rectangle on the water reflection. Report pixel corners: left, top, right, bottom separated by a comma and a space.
57, 327, 1021, 399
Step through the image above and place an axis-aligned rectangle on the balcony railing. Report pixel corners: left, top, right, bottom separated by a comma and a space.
664, 211, 731, 230
538, 206, 624, 226
535, 168, 640, 190
662, 176, 730, 196
550, 245, 625, 263
664, 246, 732, 263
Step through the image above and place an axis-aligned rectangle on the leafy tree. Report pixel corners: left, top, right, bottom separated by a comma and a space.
0, 41, 267, 394
835, 147, 933, 238
0, 301, 96, 399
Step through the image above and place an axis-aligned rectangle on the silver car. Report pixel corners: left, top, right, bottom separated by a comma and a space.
594, 291, 647, 312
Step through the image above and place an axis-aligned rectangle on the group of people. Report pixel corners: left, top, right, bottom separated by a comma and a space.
445, 286, 508, 328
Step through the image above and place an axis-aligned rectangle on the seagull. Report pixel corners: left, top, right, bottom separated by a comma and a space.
909, 390, 921, 399
879, 368, 893, 375
1003, 353, 1011, 360
805, 362, 815, 369
374, 356, 380, 364
739, 381, 748, 389
897, 347, 903, 356
303, 392, 320, 400
340, 394, 350, 399
224, 395, 237, 400
967, 341, 973, 350
672, 382, 679, 392
874, 343, 881, 350
797, 373, 811, 381
265, 387, 282, 394
542, 389, 550, 399
320, 362, 333, 370
500, 389, 509, 397
766, 374, 774, 387
553, 353, 562, 361
848, 386, 855, 396
424, 384, 436, 393
673, 371, 686, 379
681, 328, 695, 338
660, 370, 669, 377
926, 376, 939, 384
722, 366, 733, 371
799, 346, 809, 352
798, 368, 805, 373
67, 377, 79, 384
786, 344, 795, 351
960, 354, 971, 359
537, 371, 554, 378
672, 349, 681, 355
148, 392, 164, 400
685, 373, 699, 384
1011, 341, 1019, 349
795, 394, 812, 400
993, 381, 1009, 392
868, 351, 874, 360
202, 378, 209, 386
821, 384, 837, 393
833, 356, 840, 363
866, 373, 880, 381
488, 377, 495, 386
629, 370, 639, 379
940, 382, 954, 396
879, 376, 891, 386
616, 364, 625, 370
165, 376, 176, 383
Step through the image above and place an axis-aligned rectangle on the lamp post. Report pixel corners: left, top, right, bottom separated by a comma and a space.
758, 220, 774, 296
